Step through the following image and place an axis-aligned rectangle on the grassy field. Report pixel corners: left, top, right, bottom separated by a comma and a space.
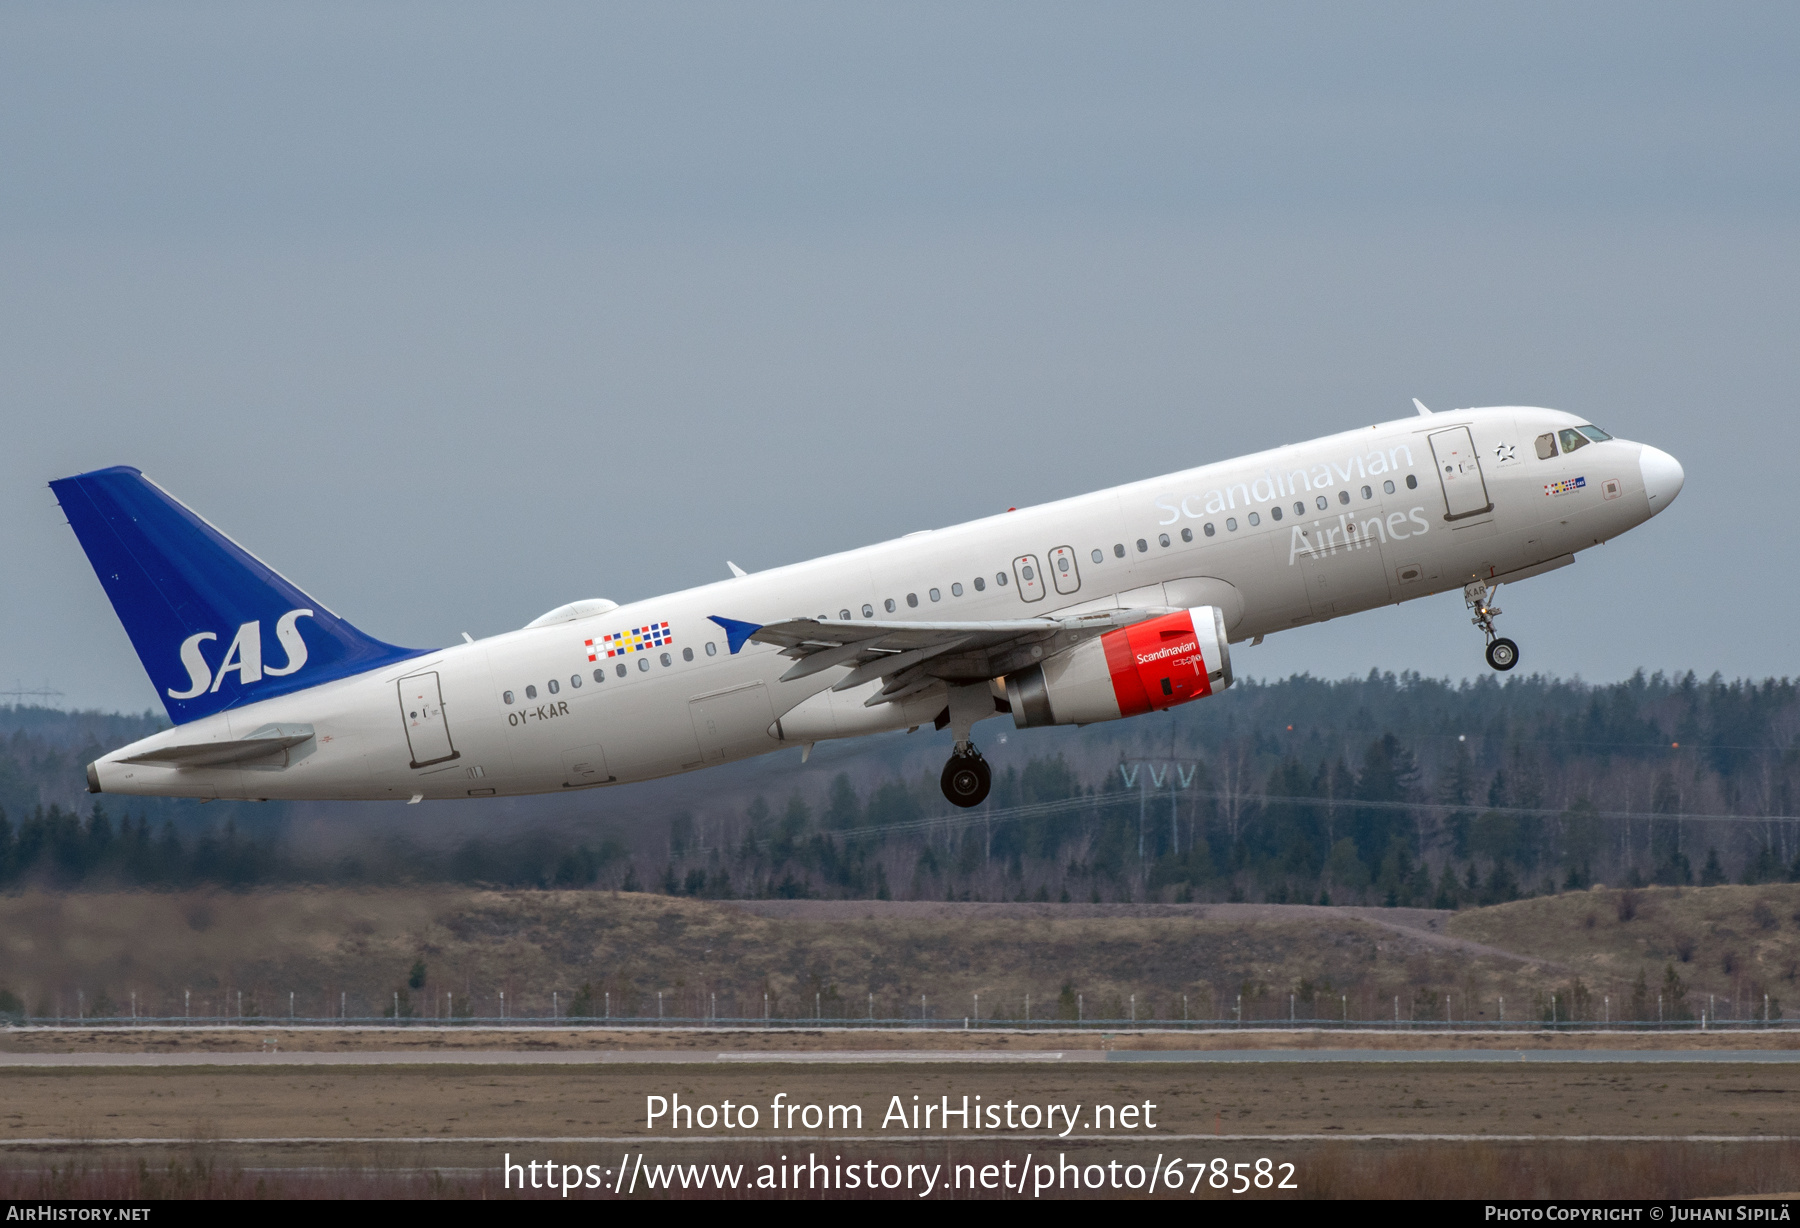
7, 1139, 1797, 1200
7, 1061, 1800, 1138
1, 884, 1797, 1025
4, 1063, 1800, 1200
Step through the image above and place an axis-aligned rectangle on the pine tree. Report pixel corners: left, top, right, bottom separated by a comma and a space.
1699, 847, 1727, 886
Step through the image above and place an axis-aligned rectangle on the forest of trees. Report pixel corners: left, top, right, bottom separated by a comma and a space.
5, 668, 1800, 907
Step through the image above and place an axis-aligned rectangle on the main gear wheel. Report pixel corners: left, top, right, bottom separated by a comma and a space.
941, 749, 992, 808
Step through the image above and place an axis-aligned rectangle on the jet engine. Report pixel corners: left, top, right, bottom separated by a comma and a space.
1006, 606, 1232, 728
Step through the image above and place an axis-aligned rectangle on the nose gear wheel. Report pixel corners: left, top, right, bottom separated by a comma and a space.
1465, 581, 1519, 672
941, 748, 992, 808
1485, 637, 1518, 671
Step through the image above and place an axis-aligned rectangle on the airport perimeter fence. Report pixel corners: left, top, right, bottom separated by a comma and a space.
8, 1013, 1795, 1032
13, 984, 1785, 1030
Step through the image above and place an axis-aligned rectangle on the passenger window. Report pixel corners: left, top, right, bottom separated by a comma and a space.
593, 669, 605, 682
1361, 485, 1372, 500
637, 658, 649, 672
616, 663, 627, 677
1247, 512, 1260, 526
548, 679, 559, 694
1158, 533, 1170, 547
1270, 506, 1282, 521
974, 577, 986, 591
1136, 538, 1147, 552
1056, 556, 1070, 572
682, 647, 694, 661
1293, 502, 1304, 516
996, 572, 1008, 586
525, 685, 537, 699
884, 598, 896, 612
1113, 543, 1125, 558
1578, 425, 1612, 442
503, 690, 514, 705
705, 642, 717, 657
1535, 433, 1557, 459
1020, 565, 1034, 581
1180, 527, 1192, 542
904, 593, 917, 607
1090, 549, 1103, 564
660, 652, 671, 667
929, 588, 941, 602
863, 604, 874, 618
1383, 480, 1395, 494
1226, 517, 1238, 531
570, 674, 581, 688
1406, 474, 1418, 489
1315, 495, 1328, 511
952, 582, 964, 596
1204, 523, 1215, 537
1558, 428, 1589, 453
839, 609, 851, 620
1338, 490, 1350, 505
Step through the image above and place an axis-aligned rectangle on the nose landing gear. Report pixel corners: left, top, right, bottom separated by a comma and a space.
1465, 580, 1519, 672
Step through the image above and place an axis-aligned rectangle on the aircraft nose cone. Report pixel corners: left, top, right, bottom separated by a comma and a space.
1639, 445, 1684, 512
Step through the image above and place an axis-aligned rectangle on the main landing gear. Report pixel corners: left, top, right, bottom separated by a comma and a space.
939, 682, 999, 808
941, 748, 992, 808
1465, 580, 1519, 672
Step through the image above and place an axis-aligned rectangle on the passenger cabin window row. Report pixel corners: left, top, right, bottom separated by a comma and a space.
500, 640, 717, 705
830, 467, 1436, 620
1184, 479, 1415, 539
852, 570, 1010, 617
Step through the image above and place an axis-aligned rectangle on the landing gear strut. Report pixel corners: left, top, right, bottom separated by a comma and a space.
941, 748, 992, 808
1465, 580, 1518, 672
939, 682, 999, 807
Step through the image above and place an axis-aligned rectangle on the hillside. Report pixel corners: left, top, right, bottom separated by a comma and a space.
4, 883, 1794, 1026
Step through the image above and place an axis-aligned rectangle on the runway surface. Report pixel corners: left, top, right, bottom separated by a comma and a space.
7, 1048, 1800, 1066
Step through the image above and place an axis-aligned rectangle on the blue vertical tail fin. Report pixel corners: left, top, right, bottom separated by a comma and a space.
51, 466, 425, 724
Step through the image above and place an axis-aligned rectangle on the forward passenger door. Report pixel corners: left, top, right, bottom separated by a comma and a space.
1429, 426, 1494, 521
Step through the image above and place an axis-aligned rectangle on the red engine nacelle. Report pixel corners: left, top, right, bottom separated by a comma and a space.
1006, 606, 1233, 729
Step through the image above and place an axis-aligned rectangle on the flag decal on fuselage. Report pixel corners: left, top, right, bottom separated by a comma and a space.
587, 623, 672, 661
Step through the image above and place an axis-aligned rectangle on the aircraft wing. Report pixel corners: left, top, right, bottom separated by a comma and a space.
710, 609, 1161, 707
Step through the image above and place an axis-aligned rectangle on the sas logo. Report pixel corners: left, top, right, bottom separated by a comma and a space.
168, 609, 314, 699
1544, 476, 1586, 497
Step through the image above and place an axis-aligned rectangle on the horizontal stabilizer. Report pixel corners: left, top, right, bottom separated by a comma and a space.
120, 723, 315, 766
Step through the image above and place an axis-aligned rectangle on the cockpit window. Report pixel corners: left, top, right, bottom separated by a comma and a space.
1558, 428, 1589, 454
1535, 433, 1557, 460
1577, 425, 1612, 443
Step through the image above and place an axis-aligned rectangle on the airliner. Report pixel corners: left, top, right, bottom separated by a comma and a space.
54, 402, 1682, 809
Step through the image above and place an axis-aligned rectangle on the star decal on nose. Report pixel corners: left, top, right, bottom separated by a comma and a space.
1494, 442, 1517, 463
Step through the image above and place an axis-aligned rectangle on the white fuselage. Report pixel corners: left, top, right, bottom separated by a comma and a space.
92, 407, 1675, 802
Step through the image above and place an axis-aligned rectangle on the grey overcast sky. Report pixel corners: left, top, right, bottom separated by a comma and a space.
3, 2, 1796, 713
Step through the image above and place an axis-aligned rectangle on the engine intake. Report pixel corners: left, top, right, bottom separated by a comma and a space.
1007, 606, 1232, 728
